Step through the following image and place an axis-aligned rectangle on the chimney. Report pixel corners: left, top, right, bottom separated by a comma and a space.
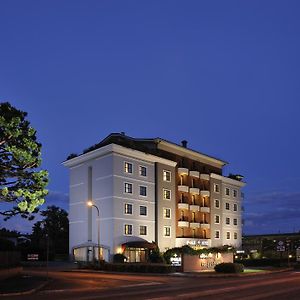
181, 140, 188, 148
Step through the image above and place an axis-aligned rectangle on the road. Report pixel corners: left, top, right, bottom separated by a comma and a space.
3, 269, 300, 299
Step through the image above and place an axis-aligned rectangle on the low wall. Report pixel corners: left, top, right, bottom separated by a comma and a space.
0, 267, 23, 280
183, 252, 233, 272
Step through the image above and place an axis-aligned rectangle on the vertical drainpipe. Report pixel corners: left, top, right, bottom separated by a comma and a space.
88, 166, 93, 242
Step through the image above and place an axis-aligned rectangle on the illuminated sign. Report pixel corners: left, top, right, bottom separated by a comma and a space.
170, 254, 182, 266
186, 240, 209, 247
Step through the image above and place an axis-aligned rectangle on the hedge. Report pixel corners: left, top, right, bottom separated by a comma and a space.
214, 263, 244, 273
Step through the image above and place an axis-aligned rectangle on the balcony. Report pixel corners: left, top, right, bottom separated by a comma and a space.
200, 223, 210, 229
189, 204, 200, 211
178, 185, 189, 193
189, 170, 200, 178
190, 222, 200, 228
178, 220, 189, 227
200, 190, 210, 197
178, 167, 189, 176
189, 187, 200, 195
200, 174, 210, 181
178, 203, 189, 210
200, 206, 210, 213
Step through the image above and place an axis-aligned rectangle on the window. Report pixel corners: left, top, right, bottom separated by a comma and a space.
163, 189, 171, 200
140, 206, 147, 216
163, 208, 171, 219
215, 215, 220, 224
225, 202, 230, 210
124, 203, 132, 215
139, 166, 147, 177
215, 199, 220, 208
233, 218, 238, 225
226, 217, 230, 225
124, 162, 132, 174
233, 203, 238, 211
140, 225, 147, 235
215, 230, 220, 239
233, 189, 237, 197
214, 184, 220, 193
225, 188, 230, 196
226, 232, 230, 239
139, 186, 147, 196
124, 224, 132, 235
163, 170, 171, 182
234, 232, 238, 240
164, 226, 171, 237
124, 183, 132, 194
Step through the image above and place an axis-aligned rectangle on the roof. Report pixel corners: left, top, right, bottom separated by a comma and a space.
66, 132, 227, 166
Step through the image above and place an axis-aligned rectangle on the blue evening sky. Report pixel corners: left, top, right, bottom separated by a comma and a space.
1, 0, 300, 234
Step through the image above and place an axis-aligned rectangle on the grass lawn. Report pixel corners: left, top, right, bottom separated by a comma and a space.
244, 268, 267, 273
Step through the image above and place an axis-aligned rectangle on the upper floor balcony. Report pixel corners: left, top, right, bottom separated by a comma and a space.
200, 174, 210, 181
189, 170, 200, 178
178, 185, 189, 193
178, 202, 189, 210
200, 223, 210, 229
200, 206, 210, 213
190, 204, 200, 211
178, 218, 189, 227
178, 167, 189, 176
189, 222, 200, 228
200, 190, 210, 197
189, 187, 200, 195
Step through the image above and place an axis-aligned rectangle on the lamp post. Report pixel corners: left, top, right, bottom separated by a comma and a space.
87, 201, 101, 262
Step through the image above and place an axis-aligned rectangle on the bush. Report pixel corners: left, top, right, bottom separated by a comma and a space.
214, 262, 244, 273
113, 253, 127, 263
148, 249, 164, 263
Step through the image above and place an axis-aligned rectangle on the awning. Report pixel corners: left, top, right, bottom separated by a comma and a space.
122, 241, 157, 250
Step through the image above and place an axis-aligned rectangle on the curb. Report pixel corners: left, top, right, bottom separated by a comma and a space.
0, 279, 52, 297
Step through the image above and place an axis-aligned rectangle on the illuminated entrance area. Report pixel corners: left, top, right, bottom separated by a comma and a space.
122, 241, 157, 263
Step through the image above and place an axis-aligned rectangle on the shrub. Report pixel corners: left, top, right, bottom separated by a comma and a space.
113, 253, 127, 263
148, 249, 164, 263
214, 262, 244, 273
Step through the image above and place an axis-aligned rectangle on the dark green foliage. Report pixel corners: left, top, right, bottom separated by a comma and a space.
0, 102, 49, 219
148, 248, 164, 263
214, 262, 244, 273
82, 262, 175, 273
0, 238, 16, 251
31, 205, 69, 259
113, 253, 127, 263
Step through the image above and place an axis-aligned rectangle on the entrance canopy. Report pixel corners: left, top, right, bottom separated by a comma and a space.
122, 241, 157, 250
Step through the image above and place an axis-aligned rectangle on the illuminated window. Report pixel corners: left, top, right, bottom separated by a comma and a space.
124, 203, 132, 214
163, 189, 171, 200
164, 226, 171, 237
226, 232, 230, 239
124, 224, 132, 235
140, 206, 147, 216
163, 170, 171, 182
124, 162, 132, 174
124, 183, 132, 194
139, 166, 147, 177
163, 208, 171, 219
140, 225, 147, 235
139, 186, 147, 196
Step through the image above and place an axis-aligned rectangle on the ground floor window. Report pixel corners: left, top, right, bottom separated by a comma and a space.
124, 247, 147, 262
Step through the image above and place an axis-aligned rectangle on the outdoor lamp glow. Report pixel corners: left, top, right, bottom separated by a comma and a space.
87, 201, 93, 207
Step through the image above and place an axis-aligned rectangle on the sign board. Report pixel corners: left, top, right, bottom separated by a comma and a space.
27, 254, 39, 261
186, 240, 209, 247
277, 241, 285, 252
297, 248, 300, 262
170, 254, 182, 266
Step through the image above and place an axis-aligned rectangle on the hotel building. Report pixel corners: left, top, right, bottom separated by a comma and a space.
63, 133, 245, 262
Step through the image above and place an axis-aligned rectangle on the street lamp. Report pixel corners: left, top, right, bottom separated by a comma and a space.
87, 201, 101, 262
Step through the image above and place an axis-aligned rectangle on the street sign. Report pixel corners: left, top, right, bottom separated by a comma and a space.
277, 241, 285, 252
27, 254, 39, 261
